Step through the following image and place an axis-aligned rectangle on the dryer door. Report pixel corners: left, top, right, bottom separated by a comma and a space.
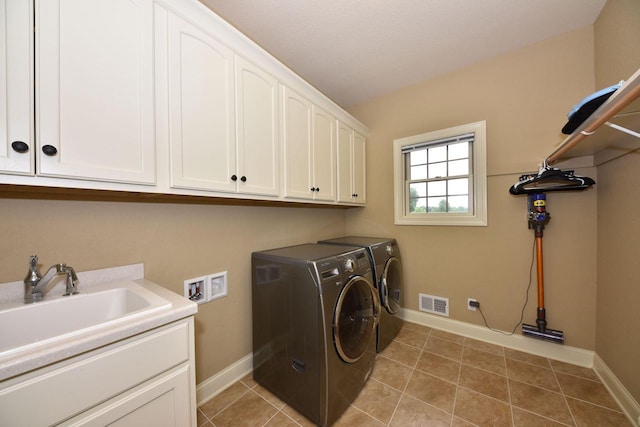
333, 276, 379, 363
381, 257, 402, 315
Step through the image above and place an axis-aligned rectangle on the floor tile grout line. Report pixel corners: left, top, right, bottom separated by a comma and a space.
553, 368, 604, 384
385, 390, 403, 427
551, 363, 579, 427
564, 394, 629, 414
514, 406, 576, 427
199, 382, 253, 421
449, 352, 463, 427
504, 348, 516, 427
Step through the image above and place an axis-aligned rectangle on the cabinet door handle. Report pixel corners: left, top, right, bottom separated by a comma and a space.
240, 176, 247, 182
231, 175, 238, 181
11, 141, 29, 153
42, 145, 58, 156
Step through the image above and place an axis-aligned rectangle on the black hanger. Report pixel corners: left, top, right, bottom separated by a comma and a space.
509, 161, 595, 195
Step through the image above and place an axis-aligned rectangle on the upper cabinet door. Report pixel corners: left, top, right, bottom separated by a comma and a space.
235, 56, 279, 196
336, 121, 353, 203
282, 86, 313, 199
336, 122, 366, 204
0, 0, 33, 175
167, 12, 235, 192
352, 131, 366, 204
36, 0, 156, 184
312, 106, 336, 202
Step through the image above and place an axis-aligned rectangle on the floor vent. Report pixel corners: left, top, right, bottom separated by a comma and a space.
419, 293, 449, 317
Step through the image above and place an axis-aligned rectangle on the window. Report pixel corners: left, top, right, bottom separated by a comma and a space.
393, 121, 487, 226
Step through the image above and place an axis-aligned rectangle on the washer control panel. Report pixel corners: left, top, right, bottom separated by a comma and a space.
337, 250, 370, 275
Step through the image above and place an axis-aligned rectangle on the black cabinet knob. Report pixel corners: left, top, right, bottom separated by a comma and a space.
240, 176, 247, 182
231, 175, 238, 181
42, 145, 58, 156
310, 187, 320, 192
11, 141, 29, 153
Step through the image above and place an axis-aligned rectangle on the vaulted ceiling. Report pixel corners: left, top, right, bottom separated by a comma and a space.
201, 0, 606, 108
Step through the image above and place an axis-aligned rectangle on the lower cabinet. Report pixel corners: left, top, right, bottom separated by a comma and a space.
62, 364, 191, 426
0, 318, 196, 427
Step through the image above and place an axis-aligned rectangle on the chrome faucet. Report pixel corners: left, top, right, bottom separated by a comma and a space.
24, 255, 79, 303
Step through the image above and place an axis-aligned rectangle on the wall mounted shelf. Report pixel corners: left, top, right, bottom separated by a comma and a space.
547, 68, 640, 166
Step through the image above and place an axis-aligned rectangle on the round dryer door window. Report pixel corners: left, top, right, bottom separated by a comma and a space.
333, 276, 379, 363
381, 257, 402, 315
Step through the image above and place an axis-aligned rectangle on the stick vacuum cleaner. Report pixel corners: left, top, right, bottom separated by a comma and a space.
522, 193, 565, 344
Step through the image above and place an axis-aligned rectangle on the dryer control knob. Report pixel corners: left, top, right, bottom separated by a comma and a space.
344, 258, 355, 272
386, 245, 394, 255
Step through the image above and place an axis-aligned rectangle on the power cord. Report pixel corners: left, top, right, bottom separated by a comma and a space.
476, 236, 536, 336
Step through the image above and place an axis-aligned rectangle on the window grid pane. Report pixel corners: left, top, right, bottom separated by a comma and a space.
406, 141, 472, 214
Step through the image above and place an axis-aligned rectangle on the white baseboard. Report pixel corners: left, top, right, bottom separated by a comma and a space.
594, 353, 640, 427
400, 308, 595, 367
196, 353, 253, 406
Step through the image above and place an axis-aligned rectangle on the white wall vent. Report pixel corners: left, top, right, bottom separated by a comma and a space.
419, 293, 449, 317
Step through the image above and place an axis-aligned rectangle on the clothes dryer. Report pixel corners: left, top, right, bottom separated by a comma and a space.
252, 244, 379, 426
318, 237, 403, 352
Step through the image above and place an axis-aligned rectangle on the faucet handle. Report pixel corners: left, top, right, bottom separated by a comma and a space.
24, 255, 42, 285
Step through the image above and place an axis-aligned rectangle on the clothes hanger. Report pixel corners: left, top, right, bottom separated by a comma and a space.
509, 160, 595, 195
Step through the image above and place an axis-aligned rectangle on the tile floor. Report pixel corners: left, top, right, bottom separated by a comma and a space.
197, 322, 632, 426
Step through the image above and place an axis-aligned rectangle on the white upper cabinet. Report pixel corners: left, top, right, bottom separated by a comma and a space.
1, 0, 366, 205
282, 86, 336, 202
0, 0, 33, 175
235, 56, 279, 196
166, 11, 236, 192
36, 0, 156, 184
283, 87, 313, 199
312, 106, 336, 202
352, 131, 366, 203
337, 121, 366, 204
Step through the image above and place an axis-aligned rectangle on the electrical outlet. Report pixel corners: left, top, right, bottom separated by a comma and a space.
184, 276, 207, 304
467, 298, 478, 311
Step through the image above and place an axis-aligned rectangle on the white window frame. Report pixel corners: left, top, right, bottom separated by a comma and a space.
393, 121, 487, 226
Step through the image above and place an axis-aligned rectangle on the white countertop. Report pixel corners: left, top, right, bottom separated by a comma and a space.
0, 265, 197, 382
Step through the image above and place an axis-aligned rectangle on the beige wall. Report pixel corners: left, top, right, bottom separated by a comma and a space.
594, 0, 640, 403
2, 1, 637, 401
0, 198, 346, 383
347, 27, 599, 350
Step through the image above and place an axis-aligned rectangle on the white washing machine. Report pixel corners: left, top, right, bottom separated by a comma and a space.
319, 237, 403, 352
252, 243, 379, 426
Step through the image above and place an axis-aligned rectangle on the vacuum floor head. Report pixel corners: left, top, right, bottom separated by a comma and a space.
522, 323, 564, 344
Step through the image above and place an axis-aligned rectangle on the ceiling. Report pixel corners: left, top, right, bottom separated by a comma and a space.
200, 0, 607, 108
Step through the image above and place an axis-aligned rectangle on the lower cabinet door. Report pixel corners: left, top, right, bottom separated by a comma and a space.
61, 364, 193, 427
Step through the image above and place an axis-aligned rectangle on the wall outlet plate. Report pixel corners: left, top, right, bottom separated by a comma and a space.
184, 271, 228, 304
467, 298, 478, 311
